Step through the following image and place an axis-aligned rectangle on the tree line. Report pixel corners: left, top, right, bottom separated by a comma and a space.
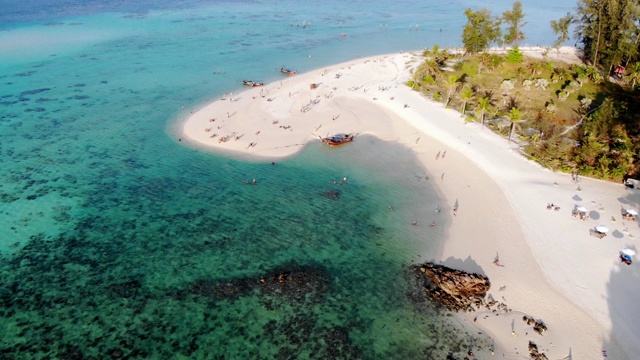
452, 1, 640, 181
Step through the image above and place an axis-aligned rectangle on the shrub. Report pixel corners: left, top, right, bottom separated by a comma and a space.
506, 48, 524, 63
422, 75, 436, 85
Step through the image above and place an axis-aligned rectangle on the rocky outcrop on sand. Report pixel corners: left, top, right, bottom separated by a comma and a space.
523, 315, 548, 335
413, 262, 491, 312
528, 341, 549, 360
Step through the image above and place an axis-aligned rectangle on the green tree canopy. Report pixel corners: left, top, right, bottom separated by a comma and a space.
462, 8, 502, 54
502, 1, 526, 47
575, 0, 640, 70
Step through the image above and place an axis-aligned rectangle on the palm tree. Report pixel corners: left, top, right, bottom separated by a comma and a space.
476, 96, 492, 129
443, 75, 459, 107
507, 107, 524, 143
421, 57, 439, 76
626, 62, 640, 90
550, 13, 572, 51
551, 66, 570, 83
527, 61, 545, 76
460, 87, 474, 115
431, 44, 440, 56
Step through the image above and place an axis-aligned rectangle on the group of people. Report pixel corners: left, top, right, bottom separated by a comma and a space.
546, 203, 561, 211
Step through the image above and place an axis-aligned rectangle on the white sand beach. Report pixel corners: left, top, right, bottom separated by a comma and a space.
181, 47, 638, 359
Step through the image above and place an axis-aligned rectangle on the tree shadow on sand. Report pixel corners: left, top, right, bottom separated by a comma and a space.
603, 244, 640, 359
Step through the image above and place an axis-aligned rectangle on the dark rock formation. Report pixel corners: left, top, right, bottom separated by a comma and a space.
323, 189, 341, 200
413, 262, 491, 312
528, 341, 548, 360
523, 316, 548, 335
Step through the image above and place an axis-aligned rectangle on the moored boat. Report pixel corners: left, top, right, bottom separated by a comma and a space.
320, 133, 354, 146
280, 66, 297, 75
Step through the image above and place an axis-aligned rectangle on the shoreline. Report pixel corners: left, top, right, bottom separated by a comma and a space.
179, 47, 637, 359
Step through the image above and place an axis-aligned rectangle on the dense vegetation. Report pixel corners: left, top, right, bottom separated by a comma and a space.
409, 1, 640, 182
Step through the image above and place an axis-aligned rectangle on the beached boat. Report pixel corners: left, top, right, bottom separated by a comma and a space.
243, 80, 264, 87
280, 67, 297, 75
320, 133, 354, 146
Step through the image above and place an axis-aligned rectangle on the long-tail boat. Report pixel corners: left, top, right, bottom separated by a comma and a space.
320, 133, 354, 146
280, 67, 297, 75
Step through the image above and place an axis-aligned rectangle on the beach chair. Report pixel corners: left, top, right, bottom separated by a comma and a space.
620, 254, 632, 265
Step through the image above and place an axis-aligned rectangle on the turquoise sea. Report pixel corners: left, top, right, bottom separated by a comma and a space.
0, 0, 573, 358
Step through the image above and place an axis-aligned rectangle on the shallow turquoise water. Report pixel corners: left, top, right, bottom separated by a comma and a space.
0, 0, 573, 357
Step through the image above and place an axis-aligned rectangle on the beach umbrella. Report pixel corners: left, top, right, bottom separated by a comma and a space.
576, 206, 588, 212
621, 249, 636, 257
625, 209, 638, 216
595, 225, 609, 233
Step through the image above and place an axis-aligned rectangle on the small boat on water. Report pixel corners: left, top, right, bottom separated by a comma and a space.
243, 80, 264, 87
320, 133, 354, 146
280, 66, 297, 75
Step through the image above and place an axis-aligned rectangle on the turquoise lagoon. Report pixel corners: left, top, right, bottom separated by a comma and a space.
0, 0, 573, 358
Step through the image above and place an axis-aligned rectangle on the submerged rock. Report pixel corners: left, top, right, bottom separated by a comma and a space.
413, 262, 491, 312
189, 265, 329, 302
323, 189, 341, 200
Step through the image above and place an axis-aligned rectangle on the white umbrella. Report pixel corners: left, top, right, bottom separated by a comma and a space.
576, 206, 588, 213
595, 225, 609, 233
621, 249, 636, 257
625, 209, 638, 216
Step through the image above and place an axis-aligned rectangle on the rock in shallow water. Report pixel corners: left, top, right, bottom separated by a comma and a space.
412, 262, 491, 312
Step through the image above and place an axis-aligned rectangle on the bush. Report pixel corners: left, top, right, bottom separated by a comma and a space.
422, 74, 436, 84
458, 61, 479, 76
506, 48, 524, 63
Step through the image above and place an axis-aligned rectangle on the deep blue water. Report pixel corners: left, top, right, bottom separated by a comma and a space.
0, 0, 574, 358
